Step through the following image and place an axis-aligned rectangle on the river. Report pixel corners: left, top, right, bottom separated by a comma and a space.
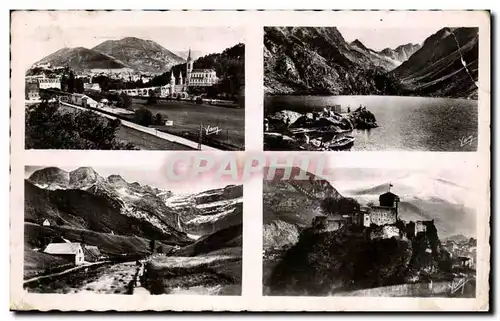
265, 95, 478, 151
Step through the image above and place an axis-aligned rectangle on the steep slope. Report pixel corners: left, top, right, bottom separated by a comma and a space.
264, 27, 403, 95
174, 224, 242, 257
263, 167, 343, 249
391, 27, 479, 98
28, 167, 70, 189
92, 37, 185, 73
33, 47, 129, 71
379, 43, 421, 65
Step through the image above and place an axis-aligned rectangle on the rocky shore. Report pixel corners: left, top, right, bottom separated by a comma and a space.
264, 106, 378, 151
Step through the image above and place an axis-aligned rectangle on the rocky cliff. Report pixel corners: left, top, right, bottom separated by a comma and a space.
264, 27, 403, 95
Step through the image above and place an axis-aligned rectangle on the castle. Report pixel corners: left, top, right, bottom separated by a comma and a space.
312, 184, 432, 239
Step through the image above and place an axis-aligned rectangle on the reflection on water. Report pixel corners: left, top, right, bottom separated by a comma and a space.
265, 95, 478, 151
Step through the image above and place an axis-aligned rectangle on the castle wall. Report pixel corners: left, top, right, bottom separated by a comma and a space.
369, 206, 397, 226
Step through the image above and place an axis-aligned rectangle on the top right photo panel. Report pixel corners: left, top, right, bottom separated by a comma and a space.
263, 26, 479, 152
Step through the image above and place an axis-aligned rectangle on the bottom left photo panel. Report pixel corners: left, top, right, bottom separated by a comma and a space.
22, 164, 243, 296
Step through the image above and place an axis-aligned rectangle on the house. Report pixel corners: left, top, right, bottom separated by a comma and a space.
38, 77, 61, 90
84, 82, 101, 92
25, 81, 40, 101
42, 219, 51, 226
44, 243, 85, 265
82, 245, 102, 262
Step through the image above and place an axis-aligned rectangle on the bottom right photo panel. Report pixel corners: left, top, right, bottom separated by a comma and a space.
263, 165, 478, 298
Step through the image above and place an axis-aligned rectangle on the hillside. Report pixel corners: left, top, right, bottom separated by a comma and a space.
92, 37, 185, 73
33, 47, 129, 71
391, 27, 479, 99
264, 27, 403, 95
263, 167, 344, 249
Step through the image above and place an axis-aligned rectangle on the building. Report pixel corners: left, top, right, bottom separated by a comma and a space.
38, 77, 61, 90
69, 94, 98, 108
42, 219, 51, 226
44, 243, 85, 265
415, 221, 427, 235
82, 245, 102, 262
84, 83, 101, 92
362, 187, 400, 227
312, 215, 345, 233
25, 82, 40, 101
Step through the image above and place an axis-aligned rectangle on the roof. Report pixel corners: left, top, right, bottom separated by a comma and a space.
44, 243, 82, 255
83, 245, 101, 258
192, 69, 216, 73
379, 191, 400, 199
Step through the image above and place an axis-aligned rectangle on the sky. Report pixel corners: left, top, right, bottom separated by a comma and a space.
24, 165, 231, 195
21, 25, 245, 67
337, 27, 443, 51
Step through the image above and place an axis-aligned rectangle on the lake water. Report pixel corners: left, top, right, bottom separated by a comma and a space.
264, 95, 478, 151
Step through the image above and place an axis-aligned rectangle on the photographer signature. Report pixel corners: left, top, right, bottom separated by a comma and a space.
204, 125, 222, 136
459, 135, 476, 147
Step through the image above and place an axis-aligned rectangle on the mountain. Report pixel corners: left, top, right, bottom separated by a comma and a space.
27, 166, 243, 242
92, 37, 185, 73
33, 47, 129, 71
263, 167, 343, 249
173, 50, 206, 61
391, 27, 479, 99
164, 185, 243, 237
379, 43, 421, 64
264, 27, 403, 95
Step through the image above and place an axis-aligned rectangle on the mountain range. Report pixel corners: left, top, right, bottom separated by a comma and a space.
32, 37, 186, 73
264, 27, 479, 98
25, 167, 242, 258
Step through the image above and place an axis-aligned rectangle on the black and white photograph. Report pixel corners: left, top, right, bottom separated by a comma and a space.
263, 166, 477, 297
22, 14, 245, 151
23, 165, 243, 295
264, 27, 479, 151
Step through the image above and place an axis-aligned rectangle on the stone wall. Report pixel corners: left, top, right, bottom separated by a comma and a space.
369, 206, 397, 226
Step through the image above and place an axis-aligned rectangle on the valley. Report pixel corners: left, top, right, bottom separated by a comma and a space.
23, 166, 243, 295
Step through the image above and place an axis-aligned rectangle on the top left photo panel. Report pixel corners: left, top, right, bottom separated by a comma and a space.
14, 11, 246, 151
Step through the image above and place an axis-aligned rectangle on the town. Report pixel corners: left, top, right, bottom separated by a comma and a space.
25, 40, 245, 151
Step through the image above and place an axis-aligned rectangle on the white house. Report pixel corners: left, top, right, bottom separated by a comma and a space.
44, 243, 85, 265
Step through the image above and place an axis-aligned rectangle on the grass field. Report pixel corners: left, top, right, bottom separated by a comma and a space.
143, 254, 242, 295
131, 98, 245, 150
116, 125, 194, 150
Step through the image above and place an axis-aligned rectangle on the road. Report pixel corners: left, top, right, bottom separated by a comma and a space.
24, 262, 143, 294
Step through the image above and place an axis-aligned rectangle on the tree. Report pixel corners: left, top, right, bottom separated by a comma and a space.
120, 92, 132, 109
25, 101, 136, 150
146, 90, 158, 105
154, 113, 164, 125
133, 107, 154, 126
156, 246, 164, 254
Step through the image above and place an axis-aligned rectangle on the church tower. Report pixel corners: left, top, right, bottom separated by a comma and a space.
170, 71, 175, 87
186, 48, 193, 86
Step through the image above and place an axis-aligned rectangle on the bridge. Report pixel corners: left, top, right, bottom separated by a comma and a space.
111, 85, 188, 99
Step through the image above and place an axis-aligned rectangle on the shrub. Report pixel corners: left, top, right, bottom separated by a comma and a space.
133, 107, 154, 126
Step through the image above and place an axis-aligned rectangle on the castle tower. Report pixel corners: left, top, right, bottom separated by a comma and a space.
186, 48, 193, 86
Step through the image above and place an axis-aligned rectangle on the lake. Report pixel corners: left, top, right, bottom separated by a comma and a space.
264, 95, 478, 151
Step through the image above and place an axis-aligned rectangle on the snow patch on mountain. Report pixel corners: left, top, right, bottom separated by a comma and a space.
195, 197, 243, 210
